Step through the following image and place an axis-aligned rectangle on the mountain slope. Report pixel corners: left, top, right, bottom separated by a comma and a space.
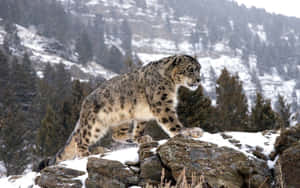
0, 0, 299, 114
0, 19, 116, 81
58, 0, 300, 113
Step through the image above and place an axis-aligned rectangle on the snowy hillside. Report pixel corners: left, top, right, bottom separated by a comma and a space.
0, 131, 279, 187
0, 20, 116, 81
56, 0, 300, 113
1, 0, 300, 111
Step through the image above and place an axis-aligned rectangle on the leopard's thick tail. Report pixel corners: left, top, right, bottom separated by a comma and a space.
35, 121, 80, 171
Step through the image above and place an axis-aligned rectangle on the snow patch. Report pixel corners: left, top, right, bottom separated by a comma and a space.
0, 26, 6, 45
195, 131, 279, 168
0, 161, 6, 178
248, 23, 267, 42
102, 147, 139, 164
137, 53, 170, 65
0, 172, 40, 188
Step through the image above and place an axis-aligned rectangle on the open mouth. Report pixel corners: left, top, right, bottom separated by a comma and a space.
188, 83, 197, 87
188, 81, 200, 87
187, 82, 200, 90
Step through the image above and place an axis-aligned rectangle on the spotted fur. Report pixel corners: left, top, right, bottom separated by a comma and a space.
55, 55, 203, 163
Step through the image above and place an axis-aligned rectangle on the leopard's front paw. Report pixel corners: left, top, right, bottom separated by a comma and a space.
136, 135, 153, 144
180, 127, 203, 138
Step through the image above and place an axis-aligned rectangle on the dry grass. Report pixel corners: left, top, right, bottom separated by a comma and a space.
145, 168, 270, 188
146, 168, 205, 188
278, 158, 284, 188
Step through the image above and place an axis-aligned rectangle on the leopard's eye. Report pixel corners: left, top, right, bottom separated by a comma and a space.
188, 67, 194, 73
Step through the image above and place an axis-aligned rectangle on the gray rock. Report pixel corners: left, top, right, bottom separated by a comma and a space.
138, 139, 172, 186
275, 143, 300, 188
275, 124, 300, 155
35, 166, 85, 188
157, 135, 271, 188
85, 158, 139, 188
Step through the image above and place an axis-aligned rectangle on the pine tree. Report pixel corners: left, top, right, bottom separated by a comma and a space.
54, 63, 72, 105
216, 68, 249, 131
105, 45, 125, 73
71, 80, 90, 123
177, 85, 216, 132
276, 95, 291, 130
76, 31, 93, 65
10, 56, 37, 111
0, 108, 29, 176
0, 51, 10, 102
250, 92, 277, 131
120, 19, 132, 56
93, 14, 106, 59
123, 56, 137, 72
36, 104, 62, 157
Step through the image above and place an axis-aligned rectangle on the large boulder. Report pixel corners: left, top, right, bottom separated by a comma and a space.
35, 166, 85, 188
142, 121, 169, 141
274, 143, 300, 188
85, 158, 139, 188
275, 125, 300, 155
138, 138, 172, 186
157, 135, 271, 188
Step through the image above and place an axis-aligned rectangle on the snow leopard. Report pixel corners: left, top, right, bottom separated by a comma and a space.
54, 54, 203, 163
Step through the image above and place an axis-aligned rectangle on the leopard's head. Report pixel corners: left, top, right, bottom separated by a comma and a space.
168, 55, 201, 88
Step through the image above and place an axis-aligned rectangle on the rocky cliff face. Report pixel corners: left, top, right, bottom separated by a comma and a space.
35, 136, 272, 188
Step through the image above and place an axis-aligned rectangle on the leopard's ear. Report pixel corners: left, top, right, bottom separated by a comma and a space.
161, 55, 183, 79
170, 56, 183, 67
164, 56, 181, 73
170, 66, 181, 82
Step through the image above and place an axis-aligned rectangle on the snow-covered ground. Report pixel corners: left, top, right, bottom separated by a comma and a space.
0, 161, 6, 178
0, 172, 40, 188
0, 131, 279, 188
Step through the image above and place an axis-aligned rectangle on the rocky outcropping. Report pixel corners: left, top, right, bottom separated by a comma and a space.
36, 135, 277, 188
275, 125, 300, 154
157, 136, 271, 188
274, 143, 300, 188
274, 125, 300, 188
86, 158, 139, 188
35, 166, 85, 188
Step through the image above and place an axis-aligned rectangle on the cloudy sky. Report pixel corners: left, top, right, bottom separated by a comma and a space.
234, 0, 300, 18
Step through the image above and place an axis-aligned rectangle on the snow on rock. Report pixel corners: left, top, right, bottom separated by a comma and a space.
0, 131, 280, 187
102, 147, 139, 164
195, 131, 280, 168
0, 172, 40, 188
0, 147, 140, 188
152, 131, 279, 169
